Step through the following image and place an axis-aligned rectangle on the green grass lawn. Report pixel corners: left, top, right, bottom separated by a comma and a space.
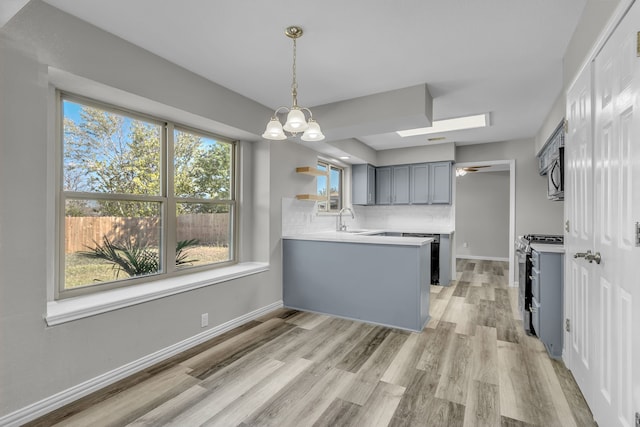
64, 246, 230, 289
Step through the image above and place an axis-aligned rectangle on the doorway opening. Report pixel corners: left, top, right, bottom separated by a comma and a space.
452, 160, 516, 286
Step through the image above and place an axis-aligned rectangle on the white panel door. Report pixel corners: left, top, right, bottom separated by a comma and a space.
591, 3, 640, 425
565, 61, 596, 404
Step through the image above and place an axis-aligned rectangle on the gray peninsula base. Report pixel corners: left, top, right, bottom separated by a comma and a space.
283, 239, 431, 332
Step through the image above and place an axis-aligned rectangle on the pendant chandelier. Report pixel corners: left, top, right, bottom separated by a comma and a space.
262, 26, 325, 141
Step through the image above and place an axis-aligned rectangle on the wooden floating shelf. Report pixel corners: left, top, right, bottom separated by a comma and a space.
296, 166, 327, 177
295, 194, 325, 201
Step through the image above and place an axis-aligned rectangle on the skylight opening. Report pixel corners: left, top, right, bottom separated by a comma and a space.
397, 113, 489, 137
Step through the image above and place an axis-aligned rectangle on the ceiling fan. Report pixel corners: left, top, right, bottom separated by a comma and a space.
456, 165, 490, 176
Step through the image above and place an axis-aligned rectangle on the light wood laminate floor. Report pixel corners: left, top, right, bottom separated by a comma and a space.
27, 259, 595, 427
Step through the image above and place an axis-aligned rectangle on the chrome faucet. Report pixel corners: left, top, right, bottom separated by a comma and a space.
337, 207, 355, 231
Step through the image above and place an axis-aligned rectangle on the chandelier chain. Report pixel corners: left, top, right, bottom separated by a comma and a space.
291, 38, 298, 106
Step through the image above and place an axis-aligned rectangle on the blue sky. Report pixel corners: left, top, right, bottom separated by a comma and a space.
64, 99, 219, 149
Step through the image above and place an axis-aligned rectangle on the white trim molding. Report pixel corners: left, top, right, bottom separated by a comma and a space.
46, 262, 269, 326
0, 300, 283, 427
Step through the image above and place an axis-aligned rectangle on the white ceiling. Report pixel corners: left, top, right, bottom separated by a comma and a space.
40, 0, 586, 150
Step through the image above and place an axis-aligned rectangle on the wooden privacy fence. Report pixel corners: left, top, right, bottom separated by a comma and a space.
65, 214, 230, 253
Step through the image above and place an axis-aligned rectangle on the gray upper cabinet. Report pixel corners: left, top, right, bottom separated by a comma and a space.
392, 165, 410, 204
408, 161, 452, 205
367, 161, 452, 206
428, 162, 452, 204
352, 164, 376, 205
409, 163, 429, 204
375, 167, 392, 205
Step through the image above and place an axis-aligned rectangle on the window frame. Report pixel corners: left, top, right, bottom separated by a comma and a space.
56, 92, 238, 300
316, 159, 344, 213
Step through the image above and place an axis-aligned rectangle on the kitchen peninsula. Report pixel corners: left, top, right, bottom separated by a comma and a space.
282, 231, 433, 331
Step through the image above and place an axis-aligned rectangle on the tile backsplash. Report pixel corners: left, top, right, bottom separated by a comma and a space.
282, 197, 453, 235
281, 198, 363, 235
354, 204, 454, 231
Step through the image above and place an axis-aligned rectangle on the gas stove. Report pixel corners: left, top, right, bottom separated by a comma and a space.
516, 234, 563, 254
523, 234, 564, 244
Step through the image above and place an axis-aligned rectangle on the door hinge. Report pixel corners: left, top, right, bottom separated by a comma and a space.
635, 411, 639, 427
635, 222, 640, 247
565, 220, 570, 233
565, 318, 571, 332
637, 32, 640, 57
563, 118, 569, 133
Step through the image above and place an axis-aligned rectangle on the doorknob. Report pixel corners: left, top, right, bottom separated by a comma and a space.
585, 251, 602, 264
574, 250, 592, 259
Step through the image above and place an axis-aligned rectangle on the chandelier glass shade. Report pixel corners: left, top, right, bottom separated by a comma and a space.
262, 26, 325, 142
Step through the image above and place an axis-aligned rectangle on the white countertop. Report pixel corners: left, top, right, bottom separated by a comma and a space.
375, 228, 455, 235
530, 243, 565, 254
282, 230, 434, 246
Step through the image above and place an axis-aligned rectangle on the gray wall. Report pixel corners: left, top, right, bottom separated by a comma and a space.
377, 142, 455, 166
535, 0, 620, 153
456, 139, 564, 238
455, 171, 510, 259
0, 1, 325, 417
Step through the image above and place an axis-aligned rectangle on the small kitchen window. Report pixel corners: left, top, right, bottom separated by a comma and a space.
316, 160, 343, 212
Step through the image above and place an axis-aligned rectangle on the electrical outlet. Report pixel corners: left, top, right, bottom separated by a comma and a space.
463, 242, 469, 248
201, 313, 208, 328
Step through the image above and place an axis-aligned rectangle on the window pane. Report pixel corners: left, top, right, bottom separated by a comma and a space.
176, 203, 232, 268
316, 163, 328, 211
63, 100, 161, 195
330, 166, 342, 211
64, 199, 162, 289
174, 129, 232, 200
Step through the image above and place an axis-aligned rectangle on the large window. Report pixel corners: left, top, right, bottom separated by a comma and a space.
60, 94, 236, 298
316, 160, 343, 212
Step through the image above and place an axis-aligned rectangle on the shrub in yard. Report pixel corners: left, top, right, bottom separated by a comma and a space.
81, 236, 199, 278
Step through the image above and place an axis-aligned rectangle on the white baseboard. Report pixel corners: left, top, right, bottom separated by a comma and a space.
0, 300, 283, 427
456, 255, 509, 262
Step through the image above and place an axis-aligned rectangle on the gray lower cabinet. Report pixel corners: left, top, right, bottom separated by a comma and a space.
530, 249, 564, 359
439, 234, 451, 286
352, 164, 376, 205
283, 239, 431, 331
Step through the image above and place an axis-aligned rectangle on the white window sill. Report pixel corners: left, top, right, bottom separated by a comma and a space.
45, 262, 269, 326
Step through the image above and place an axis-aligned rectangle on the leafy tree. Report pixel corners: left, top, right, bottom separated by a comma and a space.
63, 104, 232, 217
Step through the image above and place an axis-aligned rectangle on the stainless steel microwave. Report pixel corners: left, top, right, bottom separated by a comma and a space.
547, 147, 564, 201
